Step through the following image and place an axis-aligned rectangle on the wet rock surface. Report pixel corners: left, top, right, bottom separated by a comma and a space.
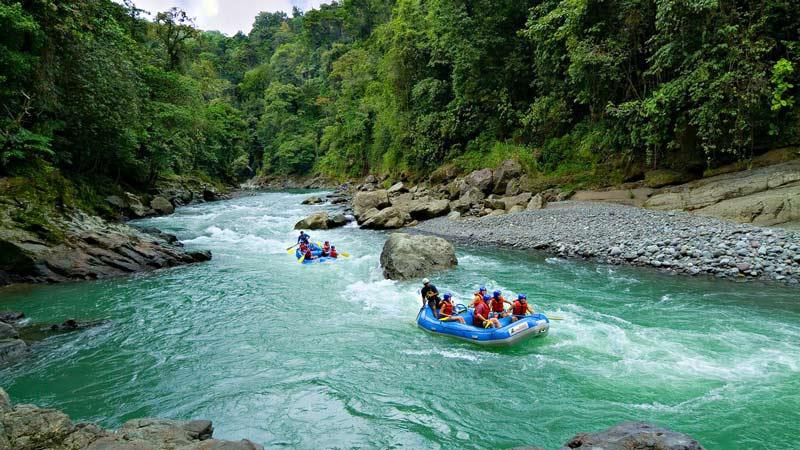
379, 233, 457, 280
414, 201, 800, 284
0, 388, 264, 450
0, 210, 212, 285
559, 421, 705, 450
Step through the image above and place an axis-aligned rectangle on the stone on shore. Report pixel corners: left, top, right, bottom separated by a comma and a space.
353, 190, 390, 221
527, 193, 546, 210
645, 160, 800, 226
0, 388, 264, 450
379, 233, 457, 280
492, 159, 522, 194
360, 207, 411, 229
387, 182, 408, 194
149, 196, 174, 215
461, 169, 494, 194
559, 421, 705, 450
408, 199, 450, 220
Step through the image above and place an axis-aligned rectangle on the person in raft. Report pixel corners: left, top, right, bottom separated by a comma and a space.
473, 294, 501, 328
511, 294, 533, 322
438, 293, 465, 324
468, 286, 488, 308
297, 231, 311, 245
488, 290, 512, 319
299, 242, 315, 260
329, 245, 338, 258
421, 278, 440, 315
322, 241, 331, 256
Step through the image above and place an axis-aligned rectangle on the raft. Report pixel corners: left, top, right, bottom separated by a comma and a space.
416, 304, 549, 346
295, 243, 339, 263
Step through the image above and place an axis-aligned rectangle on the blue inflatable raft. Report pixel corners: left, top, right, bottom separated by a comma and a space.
416, 304, 549, 346
295, 243, 338, 264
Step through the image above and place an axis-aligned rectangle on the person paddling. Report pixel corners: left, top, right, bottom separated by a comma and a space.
439, 293, 465, 324
322, 241, 331, 256
488, 290, 512, 319
299, 242, 314, 261
329, 246, 338, 258
511, 294, 533, 322
473, 294, 500, 328
297, 231, 311, 245
421, 278, 440, 314
469, 286, 488, 308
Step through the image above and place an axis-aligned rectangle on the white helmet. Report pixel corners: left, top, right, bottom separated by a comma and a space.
422, 278, 430, 284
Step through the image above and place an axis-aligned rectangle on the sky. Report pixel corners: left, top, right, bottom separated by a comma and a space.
115, 0, 327, 35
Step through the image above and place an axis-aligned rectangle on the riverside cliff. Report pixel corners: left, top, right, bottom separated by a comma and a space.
0, 173, 223, 286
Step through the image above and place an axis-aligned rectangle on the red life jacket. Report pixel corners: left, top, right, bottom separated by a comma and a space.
441, 301, 453, 316
330, 249, 338, 258
473, 301, 489, 326
323, 243, 331, 252
491, 296, 505, 313
513, 300, 528, 316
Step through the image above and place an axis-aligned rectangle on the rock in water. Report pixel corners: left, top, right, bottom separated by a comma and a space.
0, 338, 28, 363
294, 212, 350, 230
0, 388, 265, 449
353, 190, 391, 221
0, 322, 19, 339
149, 196, 175, 215
379, 233, 457, 280
301, 196, 324, 205
295, 212, 331, 230
559, 422, 705, 450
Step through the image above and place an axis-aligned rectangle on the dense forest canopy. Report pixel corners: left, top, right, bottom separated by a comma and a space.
1, 0, 798, 189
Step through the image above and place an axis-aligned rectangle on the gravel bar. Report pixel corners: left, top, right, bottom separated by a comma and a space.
413, 201, 800, 284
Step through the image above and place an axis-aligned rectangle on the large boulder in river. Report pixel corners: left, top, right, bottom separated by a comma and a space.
380, 233, 457, 280
0, 338, 27, 363
150, 196, 174, 215
301, 195, 324, 205
353, 190, 390, 221
559, 422, 705, 450
294, 212, 349, 230
361, 207, 411, 229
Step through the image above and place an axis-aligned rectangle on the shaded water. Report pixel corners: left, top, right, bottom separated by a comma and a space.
1, 191, 799, 449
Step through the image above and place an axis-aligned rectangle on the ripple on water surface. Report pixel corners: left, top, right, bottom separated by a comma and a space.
1, 191, 799, 449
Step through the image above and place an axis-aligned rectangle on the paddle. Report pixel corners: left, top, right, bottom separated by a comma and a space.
297, 253, 306, 264
548, 316, 564, 321
340, 252, 350, 258
286, 243, 299, 253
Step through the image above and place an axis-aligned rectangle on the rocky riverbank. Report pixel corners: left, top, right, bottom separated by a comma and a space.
0, 387, 704, 449
414, 201, 800, 284
0, 174, 223, 286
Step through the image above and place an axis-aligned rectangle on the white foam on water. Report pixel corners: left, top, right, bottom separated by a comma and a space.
181, 226, 285, 254
342, 279, 417, 315
401, 348, 483, 362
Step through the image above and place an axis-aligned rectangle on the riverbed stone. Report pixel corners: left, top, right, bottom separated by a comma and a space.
360, 207, 411, 229
294, 212, 330, 230
559, 421, 705, 450
301, 195, 324, 205
0, 322, 19, 339
353, 190, 390, 221
387, 182, 408, 194
462, 168, 494, 194
149, 196, 174, 215
379, 233, 457, 280
492, 159, 522, 194
408, 199, 450, 221
527, 194, 546, 211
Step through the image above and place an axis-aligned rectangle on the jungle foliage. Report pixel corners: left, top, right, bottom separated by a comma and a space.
1, 0, 798, 184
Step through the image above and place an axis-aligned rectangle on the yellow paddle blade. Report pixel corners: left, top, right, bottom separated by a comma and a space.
548, 316, 564, 320
287, 248, 295, 254
297, 254, 306, 264
341, 252, 350, 257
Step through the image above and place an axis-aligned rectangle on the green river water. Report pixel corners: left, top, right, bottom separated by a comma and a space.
1, 191, 799, 449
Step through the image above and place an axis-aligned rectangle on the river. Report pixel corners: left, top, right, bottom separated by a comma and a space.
1, 191, 799, 449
